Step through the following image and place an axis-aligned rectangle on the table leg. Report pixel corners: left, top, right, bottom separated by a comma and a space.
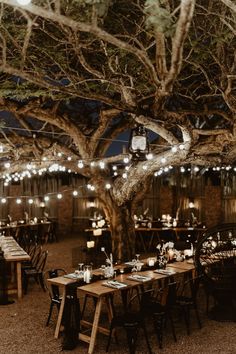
54, 286, 66, 339
16, 262, 22, 299
88, 297, 102, 354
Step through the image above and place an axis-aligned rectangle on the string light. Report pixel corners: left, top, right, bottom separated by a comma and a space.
28, 199, 34, 204
1, 198, 6, 204
4, 162, 10, 169
78, 160, 84, 168
44, 196, 50, 201
16, 198, 22, 204
16, 0, 32, 5
105, 183, 111, 190
72, 190, 78, 196
57, 193, 62, 199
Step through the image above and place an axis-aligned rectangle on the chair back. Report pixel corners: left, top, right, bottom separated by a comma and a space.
44, 268, 67, 299
31, 245, 43, 267
36, 250, 48, 272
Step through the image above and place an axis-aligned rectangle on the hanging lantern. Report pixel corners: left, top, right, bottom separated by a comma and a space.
128, 125, 149, 160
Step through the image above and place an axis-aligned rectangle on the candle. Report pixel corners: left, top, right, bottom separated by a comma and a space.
148, 258, 155, 267
168, 249, 175, 261
87, 241, 95, 248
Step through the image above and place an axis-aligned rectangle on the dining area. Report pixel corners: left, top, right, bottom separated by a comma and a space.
1, 231, 236, 354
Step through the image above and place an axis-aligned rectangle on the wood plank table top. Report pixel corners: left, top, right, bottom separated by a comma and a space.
48, 259, 195, 353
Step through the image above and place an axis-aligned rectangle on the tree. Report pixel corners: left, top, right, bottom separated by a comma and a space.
0, 0, 235, 260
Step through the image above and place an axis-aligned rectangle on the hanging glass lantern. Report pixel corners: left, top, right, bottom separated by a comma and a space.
128, 125, 149, 160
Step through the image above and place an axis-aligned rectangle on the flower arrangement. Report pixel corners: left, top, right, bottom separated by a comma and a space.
156, 241, 174, 255
101, 247, 114, 278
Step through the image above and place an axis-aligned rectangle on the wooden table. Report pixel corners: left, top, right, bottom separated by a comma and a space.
2, 237, 30, 299
48, 260, 195, 354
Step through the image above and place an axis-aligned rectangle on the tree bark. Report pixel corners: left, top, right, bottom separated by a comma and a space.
100, 196, 136, 262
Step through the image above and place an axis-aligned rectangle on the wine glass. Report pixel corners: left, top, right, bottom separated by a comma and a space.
77, 263, 84, 278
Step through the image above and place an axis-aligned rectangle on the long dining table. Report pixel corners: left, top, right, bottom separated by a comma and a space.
1, 236, 30, 299
47, 259, 195, 354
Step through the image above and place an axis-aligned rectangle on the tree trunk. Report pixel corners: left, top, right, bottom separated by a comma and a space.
101, 199, 136, 262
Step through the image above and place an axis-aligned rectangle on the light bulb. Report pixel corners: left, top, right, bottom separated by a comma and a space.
78, 160, 84, 168
16, 0, 32, 5
57, 193, 62, 199
105, 183, 111, 190
73, 190, 78, 196
16, 198, 22, 204
28, 199, 33, 204
1, 198, 6, 204
44, 196, 50, 201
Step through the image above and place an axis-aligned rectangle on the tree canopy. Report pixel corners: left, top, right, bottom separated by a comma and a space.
0, 0, 235, 259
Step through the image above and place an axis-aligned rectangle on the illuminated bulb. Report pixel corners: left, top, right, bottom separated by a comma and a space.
28, 199, 33, 204
164, 167, 169, 172
105, 183, 111, 190
114, 171, 118, 176
4, 182, 8, 186
67, 156, 72, 161
146, 153, 153, 160
68, 169, 71, 173
142, 165, 147, 170
57, 193, 62, 199
87, 184, 92, 190
14, 177, 19, 182
122, 173, 127, 179
16, 198, 22, 204
57, 152, 62, 157
44, 196, 50, 202
1, 198, 6, 204
90, 161, 95, 167
16, 0, 32, 5
40, 202, 45, 208
90, 186, 95, 191
78, 160, 84, 168
4, 162, 10, 169
161, 157, 166, 164
123, 157, 129, 164
72, 190, 78, 196
179, 144, 184, 150
171, 146, 177, 153
99, 161, 105, 169
194, 166, 199, 172
154, 172, 158, 177
180, 167, 185, 173
42, 157, 47, 161
112, 166, 117, 171
125, 166, 130, 171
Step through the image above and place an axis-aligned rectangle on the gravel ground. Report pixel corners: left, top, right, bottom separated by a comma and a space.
1, 235, 236, 354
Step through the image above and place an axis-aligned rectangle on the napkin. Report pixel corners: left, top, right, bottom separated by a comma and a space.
127, 274, 152, 282
103, 280, 128, 289
64, 273, 82, 280
154, 269, 176, 275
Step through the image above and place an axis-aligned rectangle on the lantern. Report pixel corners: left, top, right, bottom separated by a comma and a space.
128, 125, 149, 160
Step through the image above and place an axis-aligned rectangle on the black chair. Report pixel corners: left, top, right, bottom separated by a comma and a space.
22, 244, 42, 270
144, 281, 177, 349
23, 250, 48, 294
44, 268, 67, 326
175, 274, 202, 335
106, 287, 152, 354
